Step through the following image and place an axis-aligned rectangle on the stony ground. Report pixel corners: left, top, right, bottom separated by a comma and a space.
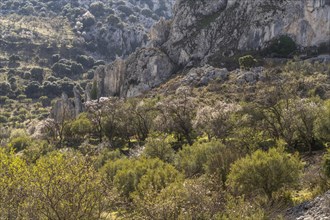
286, 191, 330, 220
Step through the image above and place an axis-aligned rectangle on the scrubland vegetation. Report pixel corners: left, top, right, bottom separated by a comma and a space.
1, 59, 330, 219
0, 0, 329, 219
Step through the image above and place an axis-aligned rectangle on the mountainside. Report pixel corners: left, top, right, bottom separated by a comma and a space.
0, 0, 175, 60
95, 0, 330, 97
1, 1, 330, 219
164, 0, 330, 66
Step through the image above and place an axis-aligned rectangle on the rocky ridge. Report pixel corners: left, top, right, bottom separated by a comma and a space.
163, 0, 330, 66
95, 0, 330, 97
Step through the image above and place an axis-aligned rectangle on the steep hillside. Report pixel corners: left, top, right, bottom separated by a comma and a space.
95, 0, 330, 98
0, 0, 175, 60
0, 0, 174, 130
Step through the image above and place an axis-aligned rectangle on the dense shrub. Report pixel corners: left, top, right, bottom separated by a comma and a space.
24, 81, 42, 98
176, 140, 240, 187
29, 151, 106, 220
101, 158, 183, 198
323, 149, 330, 179
8, 135, 32, 152
52, 62, 71, 77
143, 133, 175, 163
0, 148, 28, 219
89, 1, 105, 17
76, 55, 95, 68
227, 147, 303, 199
239, 55, 257, 70
0, 82, 11, 96
30, 67, 44, 82
266, 35, 297, 57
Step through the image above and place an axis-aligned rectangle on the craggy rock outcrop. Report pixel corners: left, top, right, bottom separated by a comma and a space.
97, 0, 329, 98
161, 0, 330, 66
94, 48, 176, 97
285, 191, 330, 220
179, 65, 229, 87
50, 90, 84, 123
76, 0, 176, 60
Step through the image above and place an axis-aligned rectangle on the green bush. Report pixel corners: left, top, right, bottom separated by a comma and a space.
175, 140, 240, 187
30, 151, 106, 220
0, 115, 8, 123
101, 158, 182, 198
323, 149, 330, 179
267, 35, 297, 57
143, 133, 175, 163
30, 67, 44, 82
239, 55, 257, 70
0, 148, 28, 219
227, 147, 303, 199
8, 135, 32, 152
89, 1, 105, 17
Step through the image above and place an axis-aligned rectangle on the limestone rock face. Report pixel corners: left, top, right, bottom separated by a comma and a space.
181, 65, 229, 86
97, 0, 329, 98
94, 48, 176, 97
162, 0, 330, 67
51, 90, 84, 123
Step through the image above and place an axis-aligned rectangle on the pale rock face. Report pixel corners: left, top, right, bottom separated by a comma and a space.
94, 48, 175, 97
97, 0, 329, 98
51, 90, 84, 123
163, 0, 330, 67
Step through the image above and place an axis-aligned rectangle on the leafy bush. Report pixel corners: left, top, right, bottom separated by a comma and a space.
227, 147, 303, 199
30, 67, 44, 82
266, 35, 297, 57
0, 148, 28, 219
101, 158, 182, 198
8, 135, 32, 152
29, 151, 106, 220
77, 55, 95, 68
143, 133, 175, 163
175, 140, 240, 187
0, 82, 11, 96
239, 55, 257, 70
323, 149, 330, 179
89, 1, 105, 17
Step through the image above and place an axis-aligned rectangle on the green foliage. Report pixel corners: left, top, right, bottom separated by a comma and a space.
133, 176, 221, 220
219, 196, 267, 220
266, 35, 297, 57
29, 151, 106, 220
90, 80, 98, 100
101, 158, 183, 199
323, 149, 330, 179
175, 140, 241, 188
315, 100, 330, 144
21, 140, 55, 164
227, 147, 303, 199
0, 148, 28, 219
143, 133, 175, 163
239, 55, 257, 70
175, 141, 209, 177
69, 113, 93, 139
8, 133, 32, 152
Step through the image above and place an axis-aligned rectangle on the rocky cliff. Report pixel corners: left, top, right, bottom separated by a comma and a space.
94, 47, 176, 98
163, 0, 330, 66
95, 0, 330, 97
